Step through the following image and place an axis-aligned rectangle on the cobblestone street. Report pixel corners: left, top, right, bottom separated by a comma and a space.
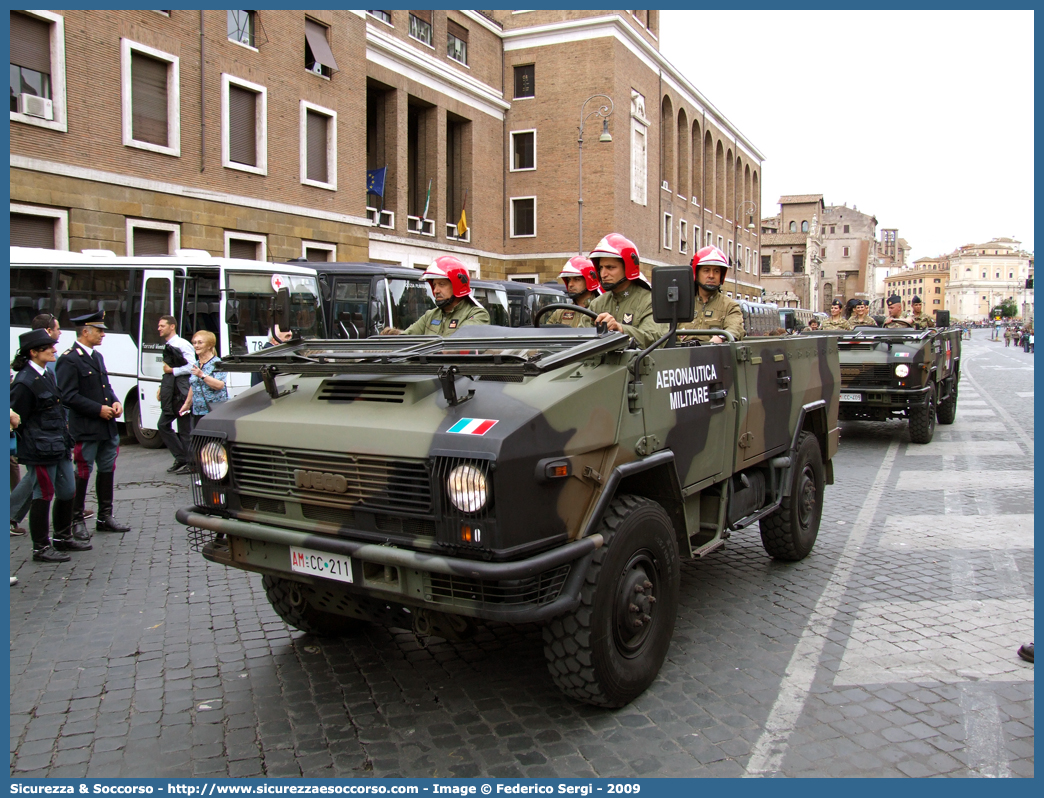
9, 331, 1033, 778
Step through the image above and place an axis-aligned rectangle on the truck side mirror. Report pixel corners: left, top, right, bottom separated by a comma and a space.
651, 265, 694, 325
273, 287, 292, 333
224, 297, 240, 328
318, 274, 332, 303
935, 310, 950, 327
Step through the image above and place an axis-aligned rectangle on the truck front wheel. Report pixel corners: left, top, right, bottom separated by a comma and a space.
543, 495, 679, 708
909, 384, 937, 443
262, 575, 361, 636
759, 432, 824, 561
936, 374, 958, 425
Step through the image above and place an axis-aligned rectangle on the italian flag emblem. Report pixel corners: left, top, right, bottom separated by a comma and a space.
448, 418, 498, 435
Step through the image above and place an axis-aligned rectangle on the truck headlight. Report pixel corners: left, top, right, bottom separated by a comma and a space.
200, 441, 229, 480
447, 464, 488, 513
894, 364, 910, 377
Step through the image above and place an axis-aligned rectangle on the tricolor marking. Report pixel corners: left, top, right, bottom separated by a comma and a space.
448, 418, 498, 435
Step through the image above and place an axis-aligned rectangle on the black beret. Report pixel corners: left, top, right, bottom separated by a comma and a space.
911, 295, 922, 304
886, 295, 902, 305
831, 298, 844, 307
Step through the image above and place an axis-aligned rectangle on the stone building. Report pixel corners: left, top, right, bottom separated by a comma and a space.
10, 9, 765, 288
819, 204, 881, 312
944, 237, 1033, 321
883, 257, 950, 318
758, 195, 824, 309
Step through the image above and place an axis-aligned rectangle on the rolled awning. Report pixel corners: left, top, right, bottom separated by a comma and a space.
305, 19, 338, 72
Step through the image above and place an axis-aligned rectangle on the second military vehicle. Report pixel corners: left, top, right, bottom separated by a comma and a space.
177, 266, 841, 707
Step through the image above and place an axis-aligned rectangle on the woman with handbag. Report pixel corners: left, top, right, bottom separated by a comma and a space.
178, 331, 229, 443
9, 329, 91, 562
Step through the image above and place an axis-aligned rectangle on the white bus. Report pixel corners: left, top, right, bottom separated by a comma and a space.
10, 246, 325, 447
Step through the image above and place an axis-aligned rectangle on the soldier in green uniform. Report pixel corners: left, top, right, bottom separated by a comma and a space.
822, 298, 853, 330
882, 295, 914, 328
544, 256, 602, 327
850, 299, 878, 327
677, 245, 745, 342
577, 233, 664, 348
382, 256, 490, 337
909, 295, 935, 329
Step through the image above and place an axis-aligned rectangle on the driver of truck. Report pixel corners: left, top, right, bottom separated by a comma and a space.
883, 295, 913, 328
576, 233, 664, 348
677, 245, 745, 343
851, 299, 878, 327
544, 256, 602, 327
381, 255, 490, 337
909, 296, 935, 329
822, 298, 853, 330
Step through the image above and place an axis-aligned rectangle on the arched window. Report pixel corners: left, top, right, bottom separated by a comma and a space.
801, 220, 809, 232
789, 221, 797, 232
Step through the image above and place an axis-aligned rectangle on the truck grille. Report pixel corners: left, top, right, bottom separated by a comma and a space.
428, 564, 571, 607
841, 364, 893, 386
230, 443, 432, 514
317, 380, 407, 403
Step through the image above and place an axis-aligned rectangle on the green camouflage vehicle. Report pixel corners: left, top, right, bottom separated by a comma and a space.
177, 267, 840, 707
832, 324, 962, 443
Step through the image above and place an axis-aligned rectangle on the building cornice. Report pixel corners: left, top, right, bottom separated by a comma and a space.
366, 22, 509, 120
501, 13, 764, 164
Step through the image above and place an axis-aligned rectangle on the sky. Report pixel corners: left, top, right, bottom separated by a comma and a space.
659, 10, 1035, 260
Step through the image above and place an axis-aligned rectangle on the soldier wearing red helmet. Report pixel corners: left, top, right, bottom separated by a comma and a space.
578, 233, 664, 347
545, 256, 602, 327
382, 255, 490, 337
679, 245, 745, 343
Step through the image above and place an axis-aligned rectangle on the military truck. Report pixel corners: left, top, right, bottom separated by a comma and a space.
177, 266, 840, 707
831, 324, 962, 443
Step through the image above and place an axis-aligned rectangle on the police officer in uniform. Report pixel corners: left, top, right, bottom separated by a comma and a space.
578, 233, 664, 347
678, 245, 745, 342
882, 295, 914, 328
822, 298, 853, 330
544, 256, 602, 327
382, 256, 489, 337
56, 311, 132, 534
850, 299, 878, 327
909, 296, 935, 329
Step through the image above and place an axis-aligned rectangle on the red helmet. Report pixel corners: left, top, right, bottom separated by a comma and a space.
589, 233, 649, 287
558, 256, 602, 295
422, 255, 473, 299
692, 245, 730, 284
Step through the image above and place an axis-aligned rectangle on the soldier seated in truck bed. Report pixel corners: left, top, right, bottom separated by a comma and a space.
677, 245, 745, 342
577, 233, 664, 347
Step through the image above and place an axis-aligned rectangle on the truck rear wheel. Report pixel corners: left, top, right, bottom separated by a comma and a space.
909, 383, 937, 443
936, 374, 958, 425
543, 495, 679, 708
759, 432, 824, 561
262, 575, 361, 636
127, 399, 165, 449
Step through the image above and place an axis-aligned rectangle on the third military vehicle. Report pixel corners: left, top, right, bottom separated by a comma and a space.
177, 266, 840, 707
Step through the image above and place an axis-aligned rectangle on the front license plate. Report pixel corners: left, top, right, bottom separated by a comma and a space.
289, 546, 354, 584
839, 393, 862, 402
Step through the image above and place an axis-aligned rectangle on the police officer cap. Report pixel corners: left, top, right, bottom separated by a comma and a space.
71, 310, 107, 329
911, 295, 922, 304
830, 298, 844, 307
886, 295, 902, 306
19, 328, 56, 354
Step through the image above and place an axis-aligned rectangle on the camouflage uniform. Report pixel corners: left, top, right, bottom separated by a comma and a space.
882, 315, 915, 329
578, 286, 664, 347
910, 312, 935, 330
821, 316, 853, 331
403, 298, 490, 336
851, 312, 878, 328
545, 305, 588, 327
678, 291, 745, 341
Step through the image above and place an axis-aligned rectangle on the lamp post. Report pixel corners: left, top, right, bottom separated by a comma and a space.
577, 94, 614, 255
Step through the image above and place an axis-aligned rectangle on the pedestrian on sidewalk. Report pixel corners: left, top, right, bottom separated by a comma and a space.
155, 316, 195, 475
179, 330, 229, 437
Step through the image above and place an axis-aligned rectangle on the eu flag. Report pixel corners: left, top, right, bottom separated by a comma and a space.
366, 166, 387, 197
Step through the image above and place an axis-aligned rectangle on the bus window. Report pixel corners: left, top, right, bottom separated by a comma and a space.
182, 272, 221, 349
140, 276, 173, 379
387, 277, 435, 332
227, 272, 324, 355
10, 267, 54, 325
332, 278, 371, 338
56, 268, 132, 331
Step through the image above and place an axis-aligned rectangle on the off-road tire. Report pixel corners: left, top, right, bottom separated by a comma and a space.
936, 373, 958, 425
543, 495, 679, 707
127, 399, 164, 449
909, 383, 937, 443
759, 432, 824, 561
262, 575, 360, 636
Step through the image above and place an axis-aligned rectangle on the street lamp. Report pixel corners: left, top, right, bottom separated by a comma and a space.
734, 200, 758, 296
577, 94, 614, 255
738, 200, 757, 232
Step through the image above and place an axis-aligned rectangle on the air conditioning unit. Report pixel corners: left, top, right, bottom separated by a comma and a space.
18, 93, 53, 120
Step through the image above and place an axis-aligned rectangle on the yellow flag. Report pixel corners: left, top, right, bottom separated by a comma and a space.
457, 208, 468, 237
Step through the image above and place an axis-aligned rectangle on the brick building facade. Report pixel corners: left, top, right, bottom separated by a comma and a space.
11, 9, 764, 289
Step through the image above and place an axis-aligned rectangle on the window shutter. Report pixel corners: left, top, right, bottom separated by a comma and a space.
228, 238, 258, 260
133, 228, 171, 256
447, 19, 468, 42
410, 10, 432, 24
131, 52, 169, 146
306, 111, 328, 183
10, 13, 51, 74
304, 247, 329, 262
304, 19, 339, 71
10, 213, 56, 249
228, 85, 257, 166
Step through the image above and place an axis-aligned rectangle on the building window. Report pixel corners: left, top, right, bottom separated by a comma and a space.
121, 39, 180, 156
511, 197, 536, 238
706, 231, 713, 247
305, 18, 338, 77
753, 250, 759, 275
842, 246, 850, 257
935, 287, 941, 294
447, 20, 468, 65
830, 226, 835, 234
662, 213, 673, 250
513, 64, 535, 98
843, 224, 850, 233
10, 204, 69, 250
727, 240, 734, 261
222, 74, 267, 174
510, 130, 535, 171
227, 10, 255, 48
10, 11, 66, 132
745, 247, 751, 272
820, 247, 826, 257
409, 11, 433, 47
793, 254, 804, 273
789, 221, 797, 232
801, 220, 809, 232
225, 231, 266, 260
367, 10, 392, 24
126, 219, 180, 256
300, 100, 337, 190
302, 241, 336, 262
717, 235, 723, 251
679, 220, 688, 255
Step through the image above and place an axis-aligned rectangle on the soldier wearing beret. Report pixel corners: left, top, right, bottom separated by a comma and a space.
909, 296, 935, 329
850, 298, 878, 327
55, 311, 132, 534
822, 298, 853, 330
883, 295, 914, 328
